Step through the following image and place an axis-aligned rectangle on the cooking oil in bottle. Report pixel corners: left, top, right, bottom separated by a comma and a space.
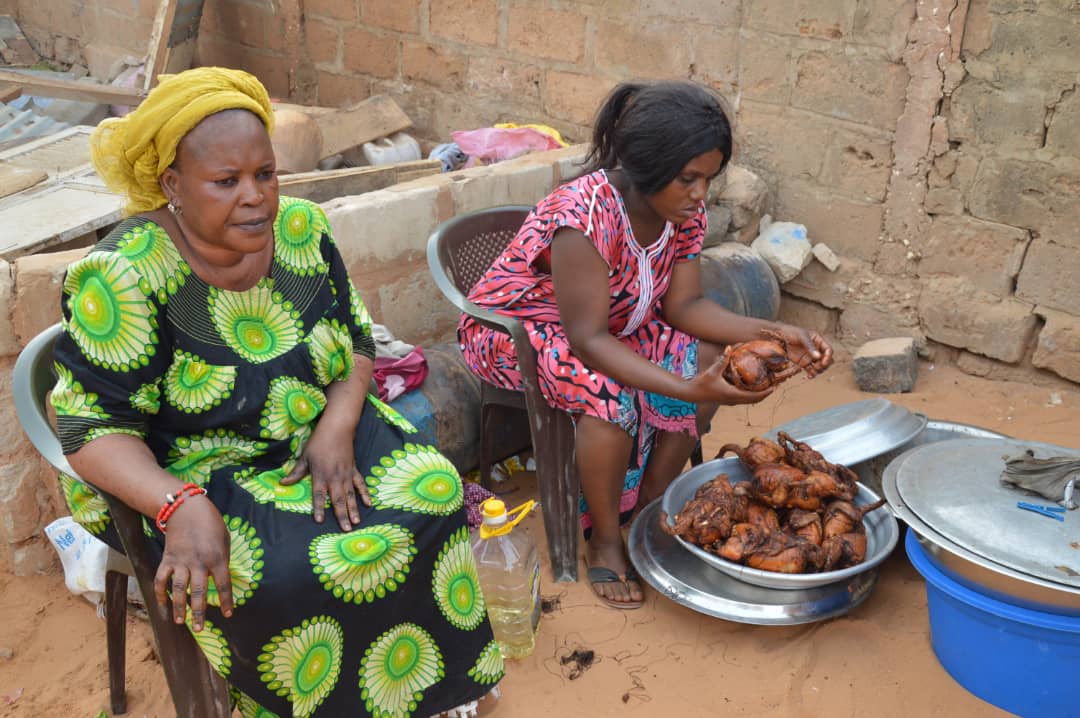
471, 498, 540, 659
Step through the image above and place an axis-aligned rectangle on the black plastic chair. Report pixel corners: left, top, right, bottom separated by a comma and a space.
427, 206, 582, 582
13, 323, 231, 717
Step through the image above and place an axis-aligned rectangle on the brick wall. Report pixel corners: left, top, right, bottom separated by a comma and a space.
7, 0, 1080, 384
10, 0, 157, 64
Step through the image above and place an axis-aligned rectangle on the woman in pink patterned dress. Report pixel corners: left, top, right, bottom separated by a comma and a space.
459, 81, 833, 608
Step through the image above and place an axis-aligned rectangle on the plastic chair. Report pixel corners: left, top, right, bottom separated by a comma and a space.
427, 206, 582, 582
13, 323, 231, 717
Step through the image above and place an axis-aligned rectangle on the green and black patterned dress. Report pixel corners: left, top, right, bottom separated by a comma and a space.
51, 196, 503, 717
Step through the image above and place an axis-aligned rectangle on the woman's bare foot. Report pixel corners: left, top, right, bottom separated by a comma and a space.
585, 537, 644, 608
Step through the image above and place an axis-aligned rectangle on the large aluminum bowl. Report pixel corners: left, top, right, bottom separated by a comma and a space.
660, 457, 899, 590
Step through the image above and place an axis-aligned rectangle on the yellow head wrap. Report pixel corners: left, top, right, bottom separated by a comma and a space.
91, 66, 276, 216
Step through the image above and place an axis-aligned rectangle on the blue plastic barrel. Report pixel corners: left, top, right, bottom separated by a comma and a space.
906, 530, 1080, 717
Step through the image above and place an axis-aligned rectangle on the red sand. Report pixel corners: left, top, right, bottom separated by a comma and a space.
1, 357, 1077, 717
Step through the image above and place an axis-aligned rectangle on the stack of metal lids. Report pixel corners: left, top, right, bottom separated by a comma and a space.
882, 437, 1080, 616
631, 398, 919, 625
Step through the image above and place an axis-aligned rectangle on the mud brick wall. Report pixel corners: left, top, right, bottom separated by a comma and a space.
0, 147, 580, 575
9, 1, 1080, 387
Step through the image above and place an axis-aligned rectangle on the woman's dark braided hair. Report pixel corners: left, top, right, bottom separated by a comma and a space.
582, 81, 733, 195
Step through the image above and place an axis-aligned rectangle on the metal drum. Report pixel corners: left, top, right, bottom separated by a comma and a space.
699, 242, 781, 320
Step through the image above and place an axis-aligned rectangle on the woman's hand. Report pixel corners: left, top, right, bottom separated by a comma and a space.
774, 324, 834, 377
281, 418, 371, 531
153, 496, 232, 632
684, 358, 775, 405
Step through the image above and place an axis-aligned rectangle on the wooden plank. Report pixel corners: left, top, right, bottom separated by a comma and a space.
0, 70, 145, 105
0, 126, 93, 179
144, 0, 205, 90
0, 164, 47, 198
0, 184, 123, 260
278, 160, 441, 204
315, 95, 412, 159
0, 83, 22, 103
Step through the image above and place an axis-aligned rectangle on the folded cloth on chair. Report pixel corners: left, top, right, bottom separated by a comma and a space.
1000, 449, 1080, 509
373, 347, 428, 401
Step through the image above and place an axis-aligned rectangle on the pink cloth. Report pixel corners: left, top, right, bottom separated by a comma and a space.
372, 347, 428, 401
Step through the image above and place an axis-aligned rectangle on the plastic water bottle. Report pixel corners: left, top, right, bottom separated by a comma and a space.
471, 498, 541, 659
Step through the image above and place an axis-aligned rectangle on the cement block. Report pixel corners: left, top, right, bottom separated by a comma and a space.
450, 162, 553, 215
776, 293, 838, 337
969, 158, 1080, 251
324, 184, 442, 267
429, 0, 498, 46
791, 49, 908, 130
82, 41, 137, 82
852, 337, 918, 393
948, 81, 1047, 150
1032, 307, 1080, 384
784, 255, 869, 310
919, 215, 1029, 298
12, 536, 56, 576
0, 260, 16, 357
594, 18, 691, 79
0, 461, 43, 544
812, 243, 840, 271
819, 127, 893, 202
1016, 238, 1080, 316
13, 247, 89, 347
918, 276, 1038, 364
773, 178, 885, 264
508, 6, 587, 63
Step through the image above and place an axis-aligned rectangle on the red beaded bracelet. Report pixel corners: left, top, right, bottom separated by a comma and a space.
155, 483, 207, 532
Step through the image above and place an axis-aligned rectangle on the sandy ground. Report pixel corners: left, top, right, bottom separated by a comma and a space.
1, 356, 1077, 717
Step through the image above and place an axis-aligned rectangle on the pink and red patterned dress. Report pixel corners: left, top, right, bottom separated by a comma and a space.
458, 170, 706, 530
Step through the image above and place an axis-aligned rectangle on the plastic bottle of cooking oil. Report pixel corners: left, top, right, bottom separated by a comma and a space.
471, 498, 540, 659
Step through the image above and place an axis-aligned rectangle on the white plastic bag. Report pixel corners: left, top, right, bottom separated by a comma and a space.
44, 516, 109, 609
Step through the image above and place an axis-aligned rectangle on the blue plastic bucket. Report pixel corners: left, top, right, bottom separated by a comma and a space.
905, 530, 1080, 717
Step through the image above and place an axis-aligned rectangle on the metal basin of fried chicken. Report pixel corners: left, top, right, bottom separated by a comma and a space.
660, 433, 886, 574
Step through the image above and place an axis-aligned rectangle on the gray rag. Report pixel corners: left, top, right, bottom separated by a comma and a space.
371, 323, 414, 360
1000, 450, 1080, 509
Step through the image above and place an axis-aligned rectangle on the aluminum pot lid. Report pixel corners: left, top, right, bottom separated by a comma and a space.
766, 398, 927, 467
895, 437, 1080, 589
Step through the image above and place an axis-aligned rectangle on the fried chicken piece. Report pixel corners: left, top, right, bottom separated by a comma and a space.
746, 502, 781, 532
745, 535, 826, 573
822, 498, 887, 539
747, 462, 811, 509
719, 330, 805, 392
716, 437, 786, 469
715, 522, 773, 562
784, 508, 824, 546
776, 431, 859, 500
660, 475, 749, 546
822, 532, 869, 570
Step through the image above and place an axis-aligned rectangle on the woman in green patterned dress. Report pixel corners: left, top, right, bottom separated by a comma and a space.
52, 67, 502, 717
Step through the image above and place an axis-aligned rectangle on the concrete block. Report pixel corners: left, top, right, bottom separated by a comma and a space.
403, 40, 467, 91
689, 25, 739, 90
594, 18, 691, 79
82, 41, 137, 83
316, 71, 371, 109
751, 220, 812, 283
738, 29, 793, 104
791, 49, 908, 130
343, 26, 399, 80
13, 247, 89, 347
737, 102, 831, 185
306, 18, 342, 67
508, 6, 587, 63
919, 215, 1029, 298
948, 81, 1046, 150
819, 127, 893, 202
362, 0, 421, 33
450, 162, 553, 215
324, 184, 441, 268
12, 536, 56, 576
812, 243, 839, 271
430, 0, 498, 46
1016, 238, 1080, 316
852, 337, 918, 393
0, 260, 16, 357
307, 0, 357, 21
969, 157, 1080, 250
1045, 87, 1080, 156
0, 461, 43, 544
468, 56, 544, 104
919, 276, 1038, 364
784, 255, 868, 310
543, 70, 613, 126
1032, 307, 1080, 384
773, 177, 885, 264
852, 0, 913, 59
839, 302, 925, 353
777, 293, 838, 337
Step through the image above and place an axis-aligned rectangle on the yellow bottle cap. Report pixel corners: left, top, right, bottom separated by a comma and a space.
481, 498, 506, 519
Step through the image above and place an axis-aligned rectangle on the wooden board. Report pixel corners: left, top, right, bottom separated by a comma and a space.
315, 95, 412, 159
0, 70, 145, 105
278, 160, 441, 204
144, 0, 205, 90
0, 83, 22, 103
0, 126, 93, 180
0, 164, 47, 198
0, 183, 123, 260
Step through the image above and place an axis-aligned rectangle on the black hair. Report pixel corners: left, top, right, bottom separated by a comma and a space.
582, 81, 733, 195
